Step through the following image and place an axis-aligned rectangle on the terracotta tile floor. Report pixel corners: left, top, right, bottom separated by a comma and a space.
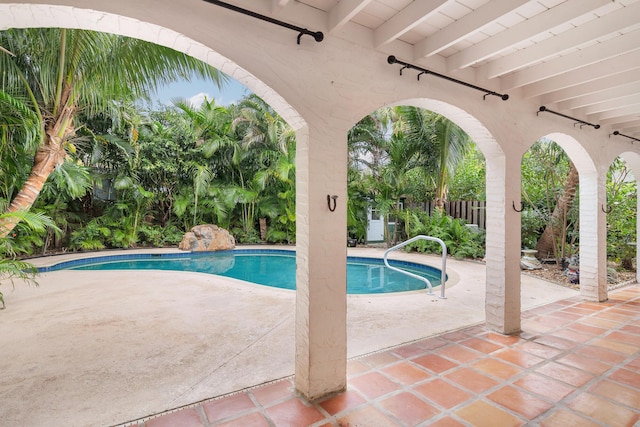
124, 286, 640, 427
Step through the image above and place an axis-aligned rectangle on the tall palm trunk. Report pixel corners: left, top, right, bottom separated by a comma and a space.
0, 29, 75, 237
434, 161, 447, 212
535, 161, 579, 260
0, 101, 73, 237
435, 184, 447, 212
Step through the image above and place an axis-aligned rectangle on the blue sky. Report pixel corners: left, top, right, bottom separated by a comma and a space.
152, 74, 251, 107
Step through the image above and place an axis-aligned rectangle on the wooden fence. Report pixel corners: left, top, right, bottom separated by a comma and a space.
407, 200, 486, 229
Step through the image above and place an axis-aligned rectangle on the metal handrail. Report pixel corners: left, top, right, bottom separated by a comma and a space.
383, 235, 447, 299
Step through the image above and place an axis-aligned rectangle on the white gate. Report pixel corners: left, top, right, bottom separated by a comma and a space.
366, 208, 385, 242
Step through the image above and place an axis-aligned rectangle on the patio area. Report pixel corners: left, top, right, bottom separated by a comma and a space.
129, 285, 640, 427
0, 247, 634, 426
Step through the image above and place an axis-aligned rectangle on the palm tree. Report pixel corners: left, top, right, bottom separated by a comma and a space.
431, 116, 470, 210
190, 163, 214, 225
0, 28, 226, 236
175, 97, 234, 156
233, 94, 294, 153
535, 160, 579, 261
174, 97, 239, 228
0, 257, 36, 309
348, 110, 392, 176
521, 140, 578, 261
397, 107, 470, 211
230, 94, 296, 238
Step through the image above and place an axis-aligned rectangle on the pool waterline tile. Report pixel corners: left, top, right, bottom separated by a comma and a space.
39, 248, 446, 294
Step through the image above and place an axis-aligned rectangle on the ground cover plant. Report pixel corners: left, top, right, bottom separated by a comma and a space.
0, 211, 57, 307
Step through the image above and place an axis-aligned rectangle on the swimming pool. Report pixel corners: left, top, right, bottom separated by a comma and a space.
40, 249, 444, 294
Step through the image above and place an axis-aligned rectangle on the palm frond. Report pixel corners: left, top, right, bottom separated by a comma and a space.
0, 90, 43, 154
0, 258, 38, 288
0, 210, 58, 234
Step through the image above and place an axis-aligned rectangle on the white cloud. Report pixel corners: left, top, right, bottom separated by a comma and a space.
188, 92, 211, 108
186, 92, 240, 107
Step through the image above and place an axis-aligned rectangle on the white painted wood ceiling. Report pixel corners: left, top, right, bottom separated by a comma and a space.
240, 0, 640, 138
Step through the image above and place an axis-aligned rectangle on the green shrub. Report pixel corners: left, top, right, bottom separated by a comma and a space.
70, 218, 111, 251
232, 227, 261, 244
520, 209, 546, 249
404, 209, 485, 259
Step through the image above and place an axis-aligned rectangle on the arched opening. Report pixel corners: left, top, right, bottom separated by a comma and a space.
520, 138, 580, 266
345, 104, 489, 355
347, 105, 486, 250
519, 132, 603, 300
346, 97, 522, 336
0, 4, 305, 131
0, 6, 310, 424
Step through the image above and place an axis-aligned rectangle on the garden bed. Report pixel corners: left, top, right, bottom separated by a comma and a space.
524, 264, 636, 290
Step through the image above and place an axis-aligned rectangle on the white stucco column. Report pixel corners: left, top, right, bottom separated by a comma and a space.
619, 152, 640, 285
484, 153, 522, 334
294, 122, 348, 400
637, 181, 640, 285
579, 169, 608, 301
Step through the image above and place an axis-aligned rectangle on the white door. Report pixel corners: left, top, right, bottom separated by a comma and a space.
366, 208, 385, 242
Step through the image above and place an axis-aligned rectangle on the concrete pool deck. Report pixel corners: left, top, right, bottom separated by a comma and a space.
0, 246, 579, 426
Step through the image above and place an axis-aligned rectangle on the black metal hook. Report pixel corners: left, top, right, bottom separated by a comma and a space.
512, 201, 524, 212
484, 92, 509, 101
297, 30, 324, 45
327, 195, 338, 212
602, 204, 613, 214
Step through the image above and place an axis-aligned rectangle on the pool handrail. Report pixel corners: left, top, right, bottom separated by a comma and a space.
383, 235, 447, 299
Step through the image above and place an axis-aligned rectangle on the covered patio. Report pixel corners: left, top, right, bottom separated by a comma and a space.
131, 285, 640, 426
1, 0, 640, 421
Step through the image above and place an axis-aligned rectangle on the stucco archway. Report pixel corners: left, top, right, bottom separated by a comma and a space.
382, 98, 521, 333
4, 0, 630, 410
0, 4, 306, 131
0, 2, 349, 400
522, 132, 606, 301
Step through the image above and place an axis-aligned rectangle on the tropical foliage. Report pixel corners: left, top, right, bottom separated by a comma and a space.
520, 140, 577, 253
1, 27, 636, 277
63, 97, 297, 250
606, 159, 637, 269
0, 27, 226, 236
404, 209, 485, 259
0, 210, 58, 308
347, 106, 475, 246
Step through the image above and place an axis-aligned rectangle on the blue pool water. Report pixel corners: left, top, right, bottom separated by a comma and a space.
41, 249, 444, 294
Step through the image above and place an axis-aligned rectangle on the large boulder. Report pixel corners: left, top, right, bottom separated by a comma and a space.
178, 224, 236, 252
